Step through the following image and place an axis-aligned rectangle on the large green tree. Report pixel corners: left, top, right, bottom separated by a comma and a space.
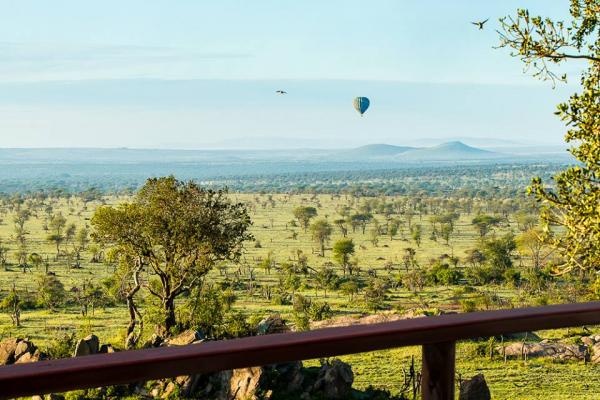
498, 1, 600, 272
310, 219, 333, 257
92, 177, 252, 335
332, 238, 355, 275
293, 206, 318, 232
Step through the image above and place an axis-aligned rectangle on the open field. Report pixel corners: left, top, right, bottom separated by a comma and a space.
0, 191, 597, 399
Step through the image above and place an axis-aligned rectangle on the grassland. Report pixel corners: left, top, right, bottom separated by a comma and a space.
0, 193, 597, 399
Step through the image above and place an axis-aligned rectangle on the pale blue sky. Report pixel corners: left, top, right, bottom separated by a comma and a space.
0, 1, 578, 148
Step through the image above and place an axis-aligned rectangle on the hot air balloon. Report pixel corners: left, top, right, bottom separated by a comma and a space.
353, 97, 370, 116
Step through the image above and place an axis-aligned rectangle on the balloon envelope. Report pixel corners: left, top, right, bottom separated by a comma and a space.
353, 97, 370, 115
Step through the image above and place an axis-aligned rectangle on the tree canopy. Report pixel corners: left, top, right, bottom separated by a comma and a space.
92, 176, 253, 335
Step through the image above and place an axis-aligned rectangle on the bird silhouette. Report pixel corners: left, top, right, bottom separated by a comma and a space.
275, 90, 287, 95
471, 19, 489, 30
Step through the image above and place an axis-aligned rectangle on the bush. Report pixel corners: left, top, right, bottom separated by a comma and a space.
503, 268, 521, 287
308, 301, 332, 321
460, 299, 477, 313
293, 312, 310, 331
427, 260, 463, 285
45, 332, 77, 359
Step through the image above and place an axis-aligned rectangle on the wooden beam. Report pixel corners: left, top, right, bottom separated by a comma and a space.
1, 302, 600, 398
421, 341, 455, 400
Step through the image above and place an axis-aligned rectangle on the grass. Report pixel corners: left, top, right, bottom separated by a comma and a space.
0, 193, 597, 398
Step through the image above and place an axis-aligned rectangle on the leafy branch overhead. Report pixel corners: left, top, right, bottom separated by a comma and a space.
498, 0, 600, 273
497, 2, 600, 84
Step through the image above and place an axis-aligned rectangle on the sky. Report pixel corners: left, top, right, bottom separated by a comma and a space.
0, 1, 581, 149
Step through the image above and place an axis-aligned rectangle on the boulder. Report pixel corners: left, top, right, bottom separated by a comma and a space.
15, 349, 42, 364
0, 338, 20, 365
175, 374, 203, 398
311, 359, 354, 399
591, 343, 600, 363
14, 339, 35, 360
166, 330, 204, 346
229, 366, 263, 400
99, 344, 115, 354
501, 342, 586, 360
73, 334, 100, 357
161, 382, 177, 399
143, 333, 163, 348
459, 374, 491, 400
257, 315, 289, 335
582, 336, 595, 346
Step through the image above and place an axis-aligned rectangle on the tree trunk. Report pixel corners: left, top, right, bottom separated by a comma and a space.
162, 297, 176, 335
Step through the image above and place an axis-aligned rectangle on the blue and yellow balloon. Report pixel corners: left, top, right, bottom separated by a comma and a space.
353, 97, 370, 116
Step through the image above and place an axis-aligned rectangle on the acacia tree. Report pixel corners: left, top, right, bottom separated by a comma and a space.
498, 2, 600, 272
332, 238, 355, 275
471, 215, 502, 238
92, 177, 252, 335
293, 206, 317, 232
0, 283, 21, 327
310, 219, 333, 257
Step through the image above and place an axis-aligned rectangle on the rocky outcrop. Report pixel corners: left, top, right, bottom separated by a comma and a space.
459, 374, 491, 400
164, 330, 204, 346
148, 359, 356, 400
0, 338, 42, 365
257, 314, 289, 335
501, 342, 587, 361
0, 338, 20, 365
73, 334, 100, 357
311, 359, 354, 399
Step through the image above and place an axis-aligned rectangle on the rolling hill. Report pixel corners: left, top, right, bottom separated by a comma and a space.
337, 144, 415, 158
335, 141, 502, 162
397, 141, 500, 161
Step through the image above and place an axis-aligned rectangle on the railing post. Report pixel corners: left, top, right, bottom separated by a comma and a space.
421, 341, 455, 400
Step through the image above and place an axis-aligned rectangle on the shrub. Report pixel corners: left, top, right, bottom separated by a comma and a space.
460, 299, 477, 313
45, 332, 77, 359
308, 301, 332, 321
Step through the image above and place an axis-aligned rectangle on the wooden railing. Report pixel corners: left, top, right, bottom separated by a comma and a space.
1, 301, 600, 399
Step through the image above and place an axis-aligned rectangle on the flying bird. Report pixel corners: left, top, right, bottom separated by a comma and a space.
276, 90, 287, 95
471, 19, 489, 30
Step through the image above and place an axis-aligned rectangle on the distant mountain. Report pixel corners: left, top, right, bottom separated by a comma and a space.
398, 141, 499, 161
338, 144, 415, 158
405, 137, 526, 148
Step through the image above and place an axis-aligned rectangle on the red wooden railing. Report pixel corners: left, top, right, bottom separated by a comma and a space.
1, 301, 600, 399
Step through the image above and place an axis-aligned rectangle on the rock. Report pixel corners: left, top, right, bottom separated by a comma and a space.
257, 315, 289, 335
169, 375, 200, 397
229, 366, 263, 400
0, 338, 20, 365
142, 333, 164, 349
582, 336, 595, 346
15, 349, 42, 364
161, 382, 177, 399
501, 342, 586, 360
312, 359, 354, 399
15, 340, 35, 360
166, 330, 204, 346
591, 343, 600, 363
459, 374, 491, 400
99, 344, 115, 354
271, 362, 304, 393
73, 334, 99, 357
